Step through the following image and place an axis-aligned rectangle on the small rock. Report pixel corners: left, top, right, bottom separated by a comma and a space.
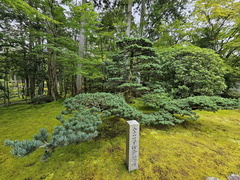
206, 178, 220, 180
228, 174, 240, 180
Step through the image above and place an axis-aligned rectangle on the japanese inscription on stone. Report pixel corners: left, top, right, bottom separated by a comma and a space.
126, 120, 139, 171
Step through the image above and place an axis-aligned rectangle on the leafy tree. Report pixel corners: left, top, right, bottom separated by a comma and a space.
68, 1, 102, 94
157, 45, 227, 98
1, 0, 58, 23
193, 0, 240, 58
146, 0, 188, 40
153, 20, 191, 48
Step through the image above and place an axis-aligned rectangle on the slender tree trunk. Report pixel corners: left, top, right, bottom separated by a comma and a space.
64, 76, 69, 98
139, 0, 146, 37
38, 81, 44, 95
21, 79, 25, 99
47, 55, 59, 100
76, 64, 83, 94
71, 75, 76, 96
126, 0, 133, 36
3, 80, 6, 105
135, 0, 146, 85
29, 75, 35, 99
58, 69, 64, 96
29, 28, 36, 99
76, 0, 87, 95
37, 62, 44, 95
125, 0, 133, 103
26, 76, 30, 97
44, 0, 61, 100
17, 79, 21, 98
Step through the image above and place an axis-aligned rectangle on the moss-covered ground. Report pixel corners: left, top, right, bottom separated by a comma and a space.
0, 101, 239, 180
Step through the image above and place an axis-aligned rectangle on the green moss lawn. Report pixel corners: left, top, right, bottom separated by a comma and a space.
0, 101, 240, 180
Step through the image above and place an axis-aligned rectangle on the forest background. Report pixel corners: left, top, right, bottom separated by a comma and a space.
1, 1, 240, 179
0, 0, 240, 104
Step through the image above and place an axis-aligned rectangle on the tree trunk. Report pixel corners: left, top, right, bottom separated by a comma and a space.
29, 75, 35, 99
58, 69, 64, 96
139, 0, 146, 37
126, 0, 133, 36
76, 0, 87, 95
38, 81, 44, 95
47, 55, 59, 100
71, 75, 76, 96
26, 76, 30, 97
21, 79, 26, 99
136, 0, 146, 85
29, 28, 36, 99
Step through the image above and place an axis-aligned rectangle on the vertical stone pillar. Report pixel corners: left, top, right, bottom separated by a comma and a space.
126, 120, 139, 171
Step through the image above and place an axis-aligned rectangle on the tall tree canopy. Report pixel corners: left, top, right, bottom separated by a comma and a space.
0, 0, 239, 101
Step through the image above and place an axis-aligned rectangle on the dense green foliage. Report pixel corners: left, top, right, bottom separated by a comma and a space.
5, 92, 239, 159
141, 94, 239, 125
31, 95, 54, 104
104, 37, 158, 101
143, 94, 239, 112
1, 0, 239, 103
157, 45, 227, 98
5, 97, 103, 160
62, 93, 145, 121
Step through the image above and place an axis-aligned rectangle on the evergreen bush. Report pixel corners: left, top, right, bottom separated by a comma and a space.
5, 92, 239, 160
157, 45, 227, 98
5, 102, 102, 160
31, 95, 54, 104
225, 89, 240, 99
143, 94, 239, 113
185, 96, 239, 111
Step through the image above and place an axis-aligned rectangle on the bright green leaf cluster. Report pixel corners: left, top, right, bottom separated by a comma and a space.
157, 45, 227, 98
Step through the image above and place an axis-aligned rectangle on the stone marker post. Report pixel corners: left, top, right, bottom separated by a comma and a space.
126, 120, 139, 171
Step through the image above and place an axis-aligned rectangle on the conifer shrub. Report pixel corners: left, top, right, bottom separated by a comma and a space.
62, 92, 149, 123
5, 102, 102, 160
185, 96, 239, 111
141, 93, 199, 125
6, 93, 238, 160
31, 95, 54, 104
98, 117, 126, 138
4, 93, 193, 159
143, 94, 239, 113
225, 89, 240, 99
5, 93, 147, 160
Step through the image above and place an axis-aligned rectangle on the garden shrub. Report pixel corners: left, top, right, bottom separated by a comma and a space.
225, 89, 240, 99
183, 96, 239, 112
6, 92, 238, 160
157, 45, 227, 98
5, 103, 102, 160
31, 95, 54, 104
143, 94, 239, 113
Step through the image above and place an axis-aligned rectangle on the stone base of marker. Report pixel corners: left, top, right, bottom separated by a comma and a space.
126, 120, 139, 171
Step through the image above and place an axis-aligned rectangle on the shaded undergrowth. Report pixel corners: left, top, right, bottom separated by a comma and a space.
0, 101, 240, 180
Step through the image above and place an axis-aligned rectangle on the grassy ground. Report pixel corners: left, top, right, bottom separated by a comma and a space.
0, 101, 239, 180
